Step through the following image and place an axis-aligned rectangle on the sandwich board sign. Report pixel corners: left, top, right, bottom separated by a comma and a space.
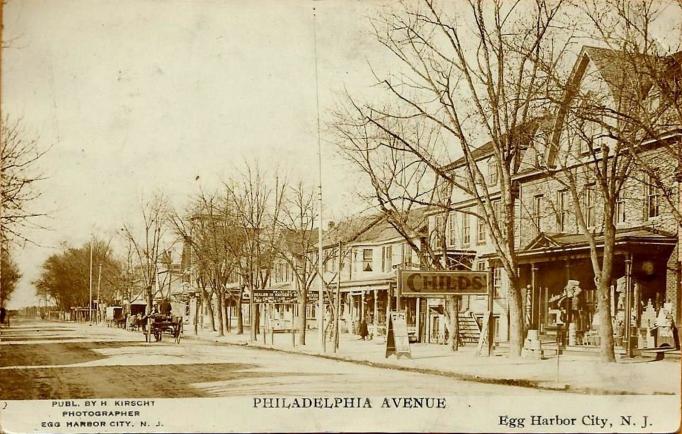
385, 311, 411, 359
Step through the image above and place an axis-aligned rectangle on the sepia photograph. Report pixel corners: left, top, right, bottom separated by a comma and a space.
0, 0, 681, 432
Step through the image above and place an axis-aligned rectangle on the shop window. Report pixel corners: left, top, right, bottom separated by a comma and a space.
461, 213, 471, 246
646, 174, 661, 219
532, 194, 543, 231
362, 249, 373, 272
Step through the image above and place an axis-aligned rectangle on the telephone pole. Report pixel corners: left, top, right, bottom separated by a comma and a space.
313, 6, 325, 353
88, 239, 93, 325
96, 263, 102, 324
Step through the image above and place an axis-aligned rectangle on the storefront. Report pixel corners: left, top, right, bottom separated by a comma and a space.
511, 229, 678, 349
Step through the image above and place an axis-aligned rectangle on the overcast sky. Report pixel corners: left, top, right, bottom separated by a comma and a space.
3, 0, 397, 308
3, 0, 681, 309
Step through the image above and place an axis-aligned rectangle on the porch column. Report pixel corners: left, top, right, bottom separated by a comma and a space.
415, 297, 421, 343
361, 290, 365, 320
386, 286, 392, 332
625, 254, 634, 358
531, 263, 538, 329
373, 289, 378, 339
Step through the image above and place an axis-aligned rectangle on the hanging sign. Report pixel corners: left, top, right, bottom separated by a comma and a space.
399, 270, 488, 296
385, 311, 411, 359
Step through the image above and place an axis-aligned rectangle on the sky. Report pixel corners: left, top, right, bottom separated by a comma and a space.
3, 0, 681, 309
3, 0, 397, 308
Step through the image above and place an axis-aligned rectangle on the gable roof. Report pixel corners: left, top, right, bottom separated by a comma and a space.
442, 117, 547, 171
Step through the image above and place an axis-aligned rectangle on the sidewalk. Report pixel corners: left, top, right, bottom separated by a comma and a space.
179, 324, 681, 396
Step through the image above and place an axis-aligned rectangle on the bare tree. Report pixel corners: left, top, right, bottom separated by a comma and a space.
0, 116, 48, 307
527, 0, 682, 361
275, 181, 352, 345
169, 190, 241, 336
334, 113, 470, 350
224, 162, 286, 341
335, 0, 572, 355
578, 0, 682, 224
120, 193, 171, 322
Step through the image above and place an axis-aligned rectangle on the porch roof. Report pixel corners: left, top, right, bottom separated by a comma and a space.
481, 227, 677, 262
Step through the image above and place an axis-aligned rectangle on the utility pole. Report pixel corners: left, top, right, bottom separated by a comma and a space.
96, 263, 102, 324
88, 239, 93, 325
313, 6, 325, 353
334, 241, 342, 352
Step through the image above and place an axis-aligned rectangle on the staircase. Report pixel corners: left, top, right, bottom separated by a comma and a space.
458, 312, 481, 344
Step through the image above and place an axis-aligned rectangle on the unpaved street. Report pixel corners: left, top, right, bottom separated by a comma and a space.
0, 318, 553, 399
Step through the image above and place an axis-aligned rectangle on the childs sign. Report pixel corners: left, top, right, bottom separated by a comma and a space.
385, 311, 411, 359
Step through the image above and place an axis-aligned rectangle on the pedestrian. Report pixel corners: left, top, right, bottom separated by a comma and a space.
0, 307, 6, 325
358, 315, 369, 340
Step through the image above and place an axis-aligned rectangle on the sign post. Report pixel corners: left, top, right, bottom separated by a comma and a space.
385, 311, 411, 359
398, 270, 489, 355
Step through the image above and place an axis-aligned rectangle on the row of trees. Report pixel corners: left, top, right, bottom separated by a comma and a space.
333, 0, 681, 362
34, 239, 125, 311
33, 163, 330, 345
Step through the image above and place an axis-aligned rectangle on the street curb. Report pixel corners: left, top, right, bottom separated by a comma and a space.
180, 332, 667, 396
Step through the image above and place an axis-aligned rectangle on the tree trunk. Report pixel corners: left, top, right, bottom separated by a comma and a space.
446, 296, 459, 351
225, 301, 231, 333
237, 288, 244, 334
193, 296, 199, 335
217, 290, 225, 336
507, 276, 525, 357
298, 289, 307, 345
206, 293, 216, 332
596, 223, 617, 362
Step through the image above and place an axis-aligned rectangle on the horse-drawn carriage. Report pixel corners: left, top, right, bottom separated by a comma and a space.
144, 314, 183, 344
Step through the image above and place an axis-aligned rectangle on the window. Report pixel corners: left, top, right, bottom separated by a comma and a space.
461, 213, 471, 246
492, 199, 501, 223
448, 212, 457, 246
613, 194, 625, 224
362, 249, 373, 272
477, 216, 486, 244
493, 267, 502, 297
487, 159, 498, 185
557, 190, 570, 232
382, 246, 393, 272
476, 261, 486, 271
646, 174, 661, 218
583, 184, 595, 228
532, 194, 543, 231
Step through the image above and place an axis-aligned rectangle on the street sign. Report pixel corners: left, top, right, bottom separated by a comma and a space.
398, 270, 488, 296
385, 311, 411, 359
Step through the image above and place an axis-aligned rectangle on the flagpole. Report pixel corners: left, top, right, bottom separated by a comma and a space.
313, 6, 325, 353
